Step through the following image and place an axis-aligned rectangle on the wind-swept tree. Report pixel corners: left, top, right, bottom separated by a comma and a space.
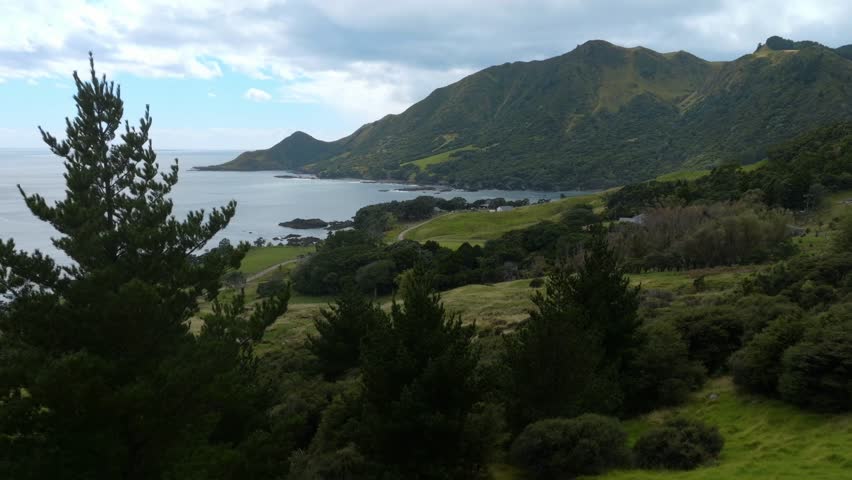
0, 55, 289, 480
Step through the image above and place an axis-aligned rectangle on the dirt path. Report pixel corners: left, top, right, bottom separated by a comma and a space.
397, 213, 452, 241
246, 258, 302, 283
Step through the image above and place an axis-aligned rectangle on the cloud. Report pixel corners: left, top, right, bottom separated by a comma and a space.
243, 87, 272, 102
1, 0, 851, 143
208, 91, 216, 97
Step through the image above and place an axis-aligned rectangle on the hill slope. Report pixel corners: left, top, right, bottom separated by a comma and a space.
206, 36, 852, 189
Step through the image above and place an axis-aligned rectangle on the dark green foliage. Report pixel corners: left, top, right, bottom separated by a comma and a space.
0, 57, 288, 480
503, 229, 639, 431
836, 214, 852, 253
288, 444, 370, 480
561, 203, 599, 229
257, 279, 288, 298
734, 294, 804, 343
291, 230, 385, 295
296, 209, 593, 295
252, 338, 354, 476
731, 315, 807, 395
764, 36, 822, 51
208, 40, 852, 190
608, 123, 852, 214
503, 267, 603, 432
743, 251, 852, 309
565, 227, 641, 365
623, 320, 707, 414
778, 317, 852, 412
307, 287, 385, 379
357, 267, 494, 478
509, 415, 630, 480
663, 306, 746, 374
354, 259, 396, 295
287, 384, 373, 480
633, 418, 724, 470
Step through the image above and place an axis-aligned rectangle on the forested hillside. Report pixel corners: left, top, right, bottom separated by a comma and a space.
205, 36, 852, 189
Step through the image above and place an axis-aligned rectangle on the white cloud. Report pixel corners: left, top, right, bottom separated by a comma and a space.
281, 62, 473, 119
243, 87, 272, 102
1, 0, 851, 146
208, 91, 217, 97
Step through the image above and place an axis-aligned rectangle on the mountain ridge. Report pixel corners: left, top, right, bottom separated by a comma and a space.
202, 36, 852, 189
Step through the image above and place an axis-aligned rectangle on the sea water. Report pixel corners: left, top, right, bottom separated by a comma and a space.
0, 148, 585, 263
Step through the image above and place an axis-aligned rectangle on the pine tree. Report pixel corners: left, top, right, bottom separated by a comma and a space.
358, 267, 490, 478
307, 285, 385, 379
503, 266, 603, 433
566, 225, 640, 366
503, 226, 640, 432
0, 55, 289, 480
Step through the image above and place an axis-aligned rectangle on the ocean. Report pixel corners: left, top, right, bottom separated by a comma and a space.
0, 148, 582, 263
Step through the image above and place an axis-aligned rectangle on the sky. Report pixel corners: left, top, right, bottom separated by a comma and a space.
1, 0, 851, 150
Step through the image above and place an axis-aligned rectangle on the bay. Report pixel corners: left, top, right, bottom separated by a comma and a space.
0, 148, 586, 263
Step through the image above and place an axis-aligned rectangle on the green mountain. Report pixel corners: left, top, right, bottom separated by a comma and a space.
204, 37, 852, 189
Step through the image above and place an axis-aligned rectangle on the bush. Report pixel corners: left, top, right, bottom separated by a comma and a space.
257, 279, 288, 298
666, 306, 745, 374
510, 414, 629, 479
731, 315, 806, 395
634, 417, 724, 470
288, 444, 371, 480
623, 321, 706, 413
778, 318, 852, 412
528, 278, 544, 288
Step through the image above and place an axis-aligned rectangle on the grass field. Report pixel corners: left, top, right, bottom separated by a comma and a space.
239, 245, 313, 274
404, 193, 603, 245
403, 145, 479, 170
493, 377, 852, 480
600, 377, 852, 480
655, 169, 711, 182
654, 160, 768, 183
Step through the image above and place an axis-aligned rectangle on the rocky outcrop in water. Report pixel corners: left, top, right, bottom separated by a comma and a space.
279, 218, 328, 229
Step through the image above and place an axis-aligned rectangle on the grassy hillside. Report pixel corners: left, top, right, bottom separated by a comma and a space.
403, 145, 479, 170
494, 378, 852, 480
654, 160, 767, 182
603, 377, 852, 480
208, 37, 852, 190
404, 193, 603, 245
239, 245, 313, 274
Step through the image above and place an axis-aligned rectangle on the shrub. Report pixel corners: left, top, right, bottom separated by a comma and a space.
288, 444, 371, 480
666, 306, 745, 374
529, 277, 544, 288
731, 315, 806, 395
634, 417, 724, 470
623, 321, 706, 413
510, 414, 629, 479
734, 294, 803, 342
257, 279, 288, 298
778, 318, 852, 412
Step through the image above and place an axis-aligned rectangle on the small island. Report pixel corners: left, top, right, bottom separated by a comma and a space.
279, 218, 328, 229
279, 218, 355, 230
